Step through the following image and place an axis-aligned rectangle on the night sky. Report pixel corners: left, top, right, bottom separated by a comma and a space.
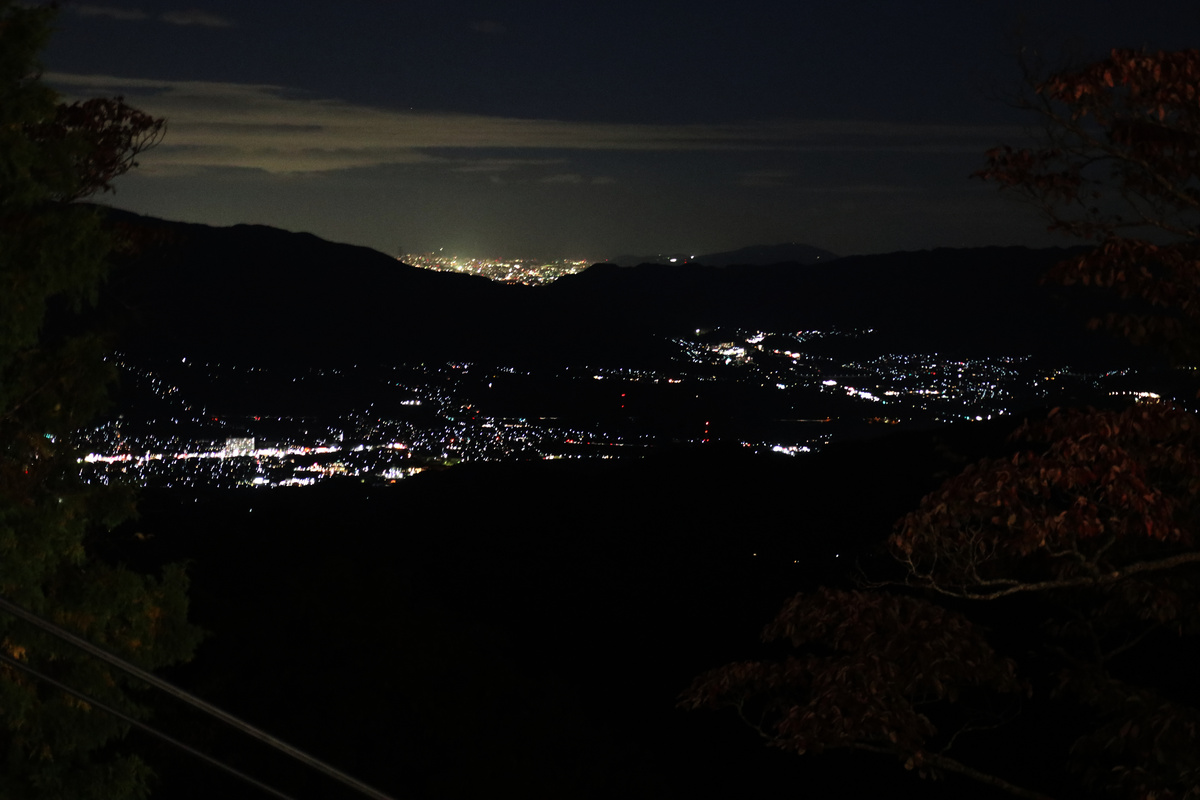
36, 0, 1196, 260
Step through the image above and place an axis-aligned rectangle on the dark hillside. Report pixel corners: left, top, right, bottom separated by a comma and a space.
100, 211, 1149, 368
103, 423, 1025, 800
610, 241, 838, 266
544, 246, 1128, 360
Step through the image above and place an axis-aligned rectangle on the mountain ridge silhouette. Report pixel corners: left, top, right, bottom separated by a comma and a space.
99, 209, 1140, 367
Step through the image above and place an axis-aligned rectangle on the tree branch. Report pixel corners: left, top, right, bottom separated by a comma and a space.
914, 550, 1200, 600
921, 751, 1059, 800
849, 744, 1058, 800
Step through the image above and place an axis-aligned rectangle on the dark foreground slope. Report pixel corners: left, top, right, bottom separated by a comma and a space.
99, 424, 1037, 800
102, 212, 1143, 367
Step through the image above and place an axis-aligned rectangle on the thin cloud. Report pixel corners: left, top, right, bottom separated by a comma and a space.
64, 5, 235, 26
159, 9, 235, 27
449, 158, 567, 173
540, 173, 585, 184
810, 184, 924, 194
539, 174, 617, 186
737, 171, 924, 191
71, 5, 149, 21
738, 169, 795, 188
46, 73, 1025, 175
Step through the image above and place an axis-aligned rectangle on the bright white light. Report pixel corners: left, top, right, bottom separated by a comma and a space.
822, 380, 837, 386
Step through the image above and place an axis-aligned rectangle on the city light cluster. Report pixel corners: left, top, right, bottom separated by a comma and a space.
400, 252, 592, 285
76, 337, 1186, 490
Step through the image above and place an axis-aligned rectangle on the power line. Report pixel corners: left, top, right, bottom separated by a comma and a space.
0, 651, 296, 800
0, 595, 398, 800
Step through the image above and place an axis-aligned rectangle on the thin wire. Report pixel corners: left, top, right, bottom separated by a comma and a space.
0, 651, 296, 800
0, 595, 398, 800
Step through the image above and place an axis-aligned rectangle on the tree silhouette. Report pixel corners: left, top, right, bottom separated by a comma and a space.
1, 3, 200, 797
683, 49, 1200, 800
978, 48, 1200, 360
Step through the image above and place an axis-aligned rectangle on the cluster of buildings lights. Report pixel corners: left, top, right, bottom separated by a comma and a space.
400, 252, 592, 285
77, 335, 1183, 490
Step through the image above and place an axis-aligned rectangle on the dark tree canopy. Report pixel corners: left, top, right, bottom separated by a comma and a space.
684, 48, 1200, 800
978, 48, 1200, 359
1, 3, 200, 797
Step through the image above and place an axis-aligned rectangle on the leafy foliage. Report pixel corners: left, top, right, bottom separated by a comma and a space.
684, 427, 1200, 800
977, 48, 1200, 358
894, 403, 1200, 599
1, 3, 200, 797
681, 589, 1020, 764
684, 48, 1200, 800
894, 403, 1200, 798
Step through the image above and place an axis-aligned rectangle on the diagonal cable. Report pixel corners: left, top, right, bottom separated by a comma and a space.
0, 595, 398, 800
0, 651, 296, 800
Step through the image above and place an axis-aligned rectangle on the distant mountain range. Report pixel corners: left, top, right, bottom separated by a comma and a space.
609, 242, 837, 267
96, 210, 1149, 369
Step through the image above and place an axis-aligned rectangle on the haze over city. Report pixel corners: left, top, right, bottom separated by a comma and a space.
36, 0, 1195, 260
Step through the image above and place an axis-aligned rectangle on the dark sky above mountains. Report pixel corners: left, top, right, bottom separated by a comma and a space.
36, 0, 1196, 260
